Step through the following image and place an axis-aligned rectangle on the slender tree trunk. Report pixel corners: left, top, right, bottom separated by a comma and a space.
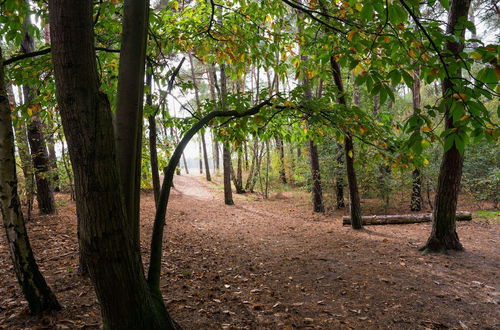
237, 149, 244, 191
308, 139, 324, 212
335, 143, 345, 209
422, 0, 471, 252
21, 19, 55, 215
0, 45, 60, 314
146, 65, 161, 205
244, 142, 249, 170
411, 66, 423, 211
49, 1, 178, 328
276, 137, 287, 184
46, 118, 60, 192
8, 85, 35, 218
331, 58, 362, 228
219, 64, 234, 205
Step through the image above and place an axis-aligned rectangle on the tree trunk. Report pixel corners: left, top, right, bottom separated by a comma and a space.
335, 143, 345, 209
342, 211, 472, 226
330, 58, 361, 227
219, 64, 234, 205
308, 139, 324, 212
49, 1, 178, 328
276, 137, 287, 184
422, 0, 471, 252
0, 45, 61, 314
146, 66, 161, 205
46, 118, 60, 192
21, 20, 55, 215
113, 0, 150, 251
411, 65, 423, 211
8, 84, 35, 219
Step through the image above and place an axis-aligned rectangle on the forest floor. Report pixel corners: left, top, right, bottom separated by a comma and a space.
0, 174, 499, 329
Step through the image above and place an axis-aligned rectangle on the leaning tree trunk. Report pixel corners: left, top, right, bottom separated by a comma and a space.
21, 20, 55, 214
331, 58, 362, 228
421, 0, 471, 252
0, 45, 60, 314
49, 0, 178, 328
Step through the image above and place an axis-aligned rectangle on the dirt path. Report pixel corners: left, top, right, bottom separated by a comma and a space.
0, 174, 499, 329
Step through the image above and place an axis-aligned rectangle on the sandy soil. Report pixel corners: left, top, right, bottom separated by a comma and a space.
0, 174, 499, 329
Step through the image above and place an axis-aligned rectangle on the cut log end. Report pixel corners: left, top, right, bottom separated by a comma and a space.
342, 211, 472, 226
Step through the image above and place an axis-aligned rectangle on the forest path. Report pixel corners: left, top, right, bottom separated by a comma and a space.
0, 175, 498, 329
154, 174, 500, 329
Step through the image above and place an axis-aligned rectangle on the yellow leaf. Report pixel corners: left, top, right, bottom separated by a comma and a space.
347, 30, 357, 42
452, 93, 468, 101
172, 1, 179, 10
348, 150, 353, 158
355, 3, 362, 11
423, 159, 429, 165
459, 115, 470, 121
470, 52, 481, 60
284, 100, 294, 107
352, 63, 365, 76
359, 126, 367, 134
409, 49, 416, 58
422, 126, 432, 132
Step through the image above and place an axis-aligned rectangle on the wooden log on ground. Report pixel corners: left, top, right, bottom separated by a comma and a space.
342, 211, 472, 226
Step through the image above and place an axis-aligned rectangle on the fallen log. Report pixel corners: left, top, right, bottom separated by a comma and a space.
342, 211, 472, 226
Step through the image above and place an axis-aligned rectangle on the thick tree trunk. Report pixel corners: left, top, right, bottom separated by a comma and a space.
21, 22, 55, 215
422, 0, 471, 252
0, 46, 60, 314
49, 1, 178, 328
343, 211, 471, 226
113, 0, 150, 250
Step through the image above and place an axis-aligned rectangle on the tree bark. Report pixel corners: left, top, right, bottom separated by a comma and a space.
422, 0, 471, 252
49, 1, 178, 328
46, 118, 60, 192
0, 45, 60, 314
335, 143, 345, 209
113, 0, 150, 250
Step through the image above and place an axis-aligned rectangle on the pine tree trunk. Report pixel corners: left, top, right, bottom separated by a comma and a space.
49, 1, 178, 328
422, 0, 471, 252
0, 45, 61, 314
